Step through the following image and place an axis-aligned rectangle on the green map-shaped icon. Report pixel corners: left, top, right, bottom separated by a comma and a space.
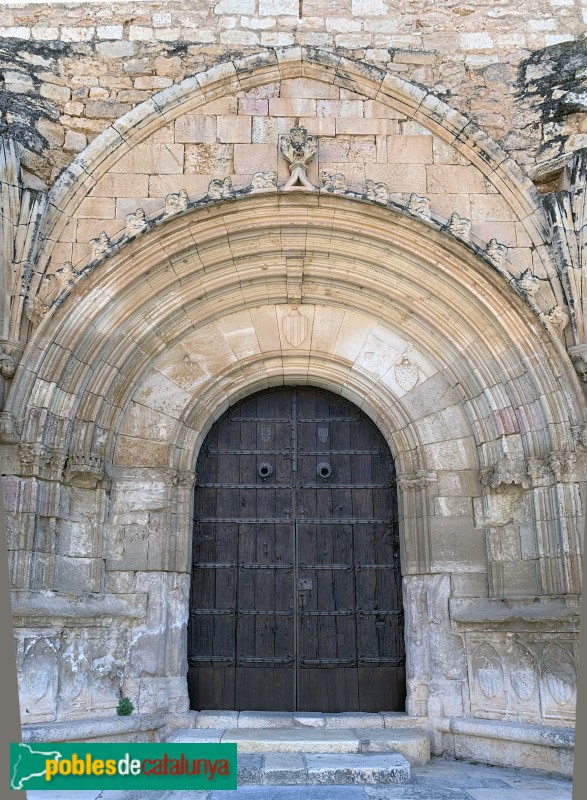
10, 743, 62, 790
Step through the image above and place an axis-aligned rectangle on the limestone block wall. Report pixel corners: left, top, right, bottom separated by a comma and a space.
0, 0, 585, 184
55, 74, 541, 278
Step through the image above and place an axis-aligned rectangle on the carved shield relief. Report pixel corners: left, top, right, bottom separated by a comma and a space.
394, 355, 419, 392
472, 643, 504, 700
542, 643, 576, 707
260, 426, 272, 443
282, 308, 310, 348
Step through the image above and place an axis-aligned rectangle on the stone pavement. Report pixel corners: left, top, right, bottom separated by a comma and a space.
27, 757, 574, 800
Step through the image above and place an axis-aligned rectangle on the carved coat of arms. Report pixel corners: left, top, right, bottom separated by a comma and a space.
394, 355, 419, 392
282, 307, 310, 348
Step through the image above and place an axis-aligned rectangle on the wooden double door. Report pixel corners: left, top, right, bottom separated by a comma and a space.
188, 387, 405, 712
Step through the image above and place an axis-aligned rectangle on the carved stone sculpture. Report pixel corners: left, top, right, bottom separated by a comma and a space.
53, 261, 77, 293
569, 345, 587, 383
0, 351, 16, 381
321, 171, 347, 194
365, 179, 390, 204
547, 306, 569, 335
207, 177, 233, 200
90, 231, 112, 261
0, 411, 19, 443
25, 295, 49, 326
66, 451, 105, 488
485, 238, 508, 265
517, 269, 541, 296
448, 212, 471, 241
408, 193, 431, 218
164, 189, 189, 215
480, 456, 530, 489
280, 126, 318, 191
394, 354, 419, 391
250, 171, 277, 192
125, 207, 148, 238
0, 350, 16, 420
572, 424, 587, 447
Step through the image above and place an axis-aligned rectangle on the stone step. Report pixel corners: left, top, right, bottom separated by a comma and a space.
193, 709, 425, 730
167, 725, 430, 766
240, 752, 410, 785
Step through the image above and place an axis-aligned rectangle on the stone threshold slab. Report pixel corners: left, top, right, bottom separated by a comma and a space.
222, 727, 362, 753
236, 752, 412, 785
194, 709, 426, 730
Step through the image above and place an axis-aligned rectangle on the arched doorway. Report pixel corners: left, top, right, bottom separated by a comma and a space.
187, 386, 404, 712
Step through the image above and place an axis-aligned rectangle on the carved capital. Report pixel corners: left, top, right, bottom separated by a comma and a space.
480, 457, 529, 490
66, 451, 105, 488
549, 451, 576, 483
482, 451, 578, 490
396, 470, 435, 491
164, 469, 196, 488
18, 443, 67, 480
0, 411, 19, 443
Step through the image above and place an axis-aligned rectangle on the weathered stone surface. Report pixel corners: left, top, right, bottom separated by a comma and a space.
197, 711, 240, 729
358, 728, 431, 765
166, 727, 225, 743
305, 753, 410, 784
239, 711, 295, 728
222, 728, 362, 754
325, 713, 385, 729
262, 753, 307, 784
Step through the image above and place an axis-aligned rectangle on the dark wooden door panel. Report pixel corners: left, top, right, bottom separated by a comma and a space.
189, 386, 404, 712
